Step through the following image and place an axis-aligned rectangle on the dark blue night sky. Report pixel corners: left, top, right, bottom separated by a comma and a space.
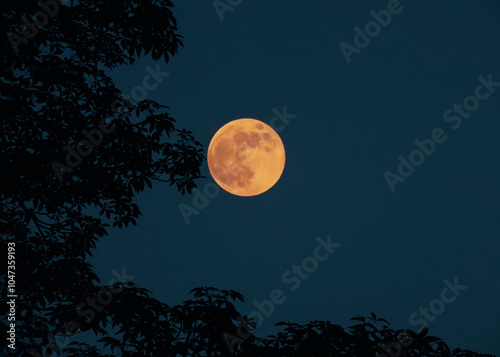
86, 1, 500, 355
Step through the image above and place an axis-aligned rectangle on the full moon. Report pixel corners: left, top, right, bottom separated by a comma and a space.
207, 118, 286, 197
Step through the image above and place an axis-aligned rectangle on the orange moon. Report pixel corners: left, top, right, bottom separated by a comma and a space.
207, 118, 286, 197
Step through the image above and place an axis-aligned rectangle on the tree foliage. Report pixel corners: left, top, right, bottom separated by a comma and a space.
1, 0, 203, 355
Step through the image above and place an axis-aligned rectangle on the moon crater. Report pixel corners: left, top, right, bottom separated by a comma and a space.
207, 118, 286, 196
